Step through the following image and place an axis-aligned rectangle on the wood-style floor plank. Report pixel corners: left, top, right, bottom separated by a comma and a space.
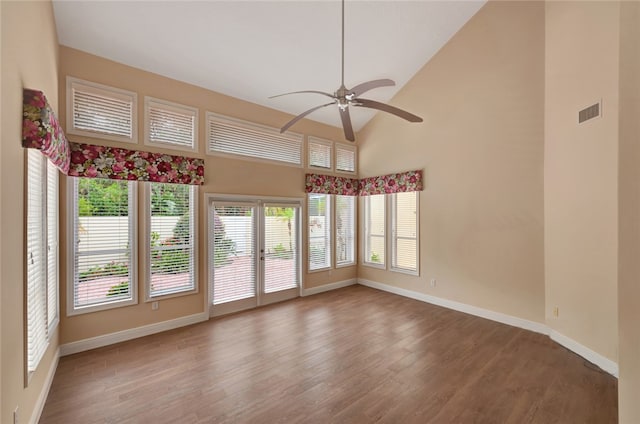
39, 286, 617, 423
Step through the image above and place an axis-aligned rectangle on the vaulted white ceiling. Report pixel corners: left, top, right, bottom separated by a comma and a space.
52, 1, 485, 132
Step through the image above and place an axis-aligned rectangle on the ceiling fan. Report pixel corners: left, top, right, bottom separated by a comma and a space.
270, 0, 423, 142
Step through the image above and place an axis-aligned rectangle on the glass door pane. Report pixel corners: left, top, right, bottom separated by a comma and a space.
263, 205, 299, 296
212, 204, 256, 307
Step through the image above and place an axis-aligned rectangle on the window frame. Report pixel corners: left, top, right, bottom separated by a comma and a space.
144, 182, 198, 300
335, 195, 356, 268
390, 191, 420, 276
144, 96, 199, 152
335, 143, 357, 174
307, 193, 332, 272
66, 76, 138, 144
206, 112, 303, 167
361, 194, 387, 269
307, 136, 333, 171
67, 177, 138, 316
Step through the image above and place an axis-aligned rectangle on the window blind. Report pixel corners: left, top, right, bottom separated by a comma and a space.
308, 194, 331, 270
207, 113, 302, 165
46, 161, 59, 330
336, 144, 356, 173
364, 194, 385, 265
146, 98, 197, 150
26, 150, 48, 372
149, 183, 196, 297
72, 178, 136, 311
68, 78, 136, 142
392, 192, 418, 273
212, 205, 256, 304
335, 195, 355, 266
308, 137, 332, 169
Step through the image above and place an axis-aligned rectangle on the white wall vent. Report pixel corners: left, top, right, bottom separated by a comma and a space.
578, 101, 601, 124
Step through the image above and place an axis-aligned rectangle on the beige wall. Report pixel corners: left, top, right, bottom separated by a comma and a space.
1, 1, 60, 423
357, 1, 545, 323
58, 46, 356, 344
618, 2, 640, 422
544, 1, 620, 362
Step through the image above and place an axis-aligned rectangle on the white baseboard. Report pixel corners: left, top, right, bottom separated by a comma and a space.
358, 278, 547, 334
549, 330, 619, 377
60, 312, 209, 356
30, 347, 60, 424
302, 278, 357, 296
357, 278, 618, 377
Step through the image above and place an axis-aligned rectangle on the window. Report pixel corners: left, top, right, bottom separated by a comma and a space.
66, 77, 137, 143
26, 150, 58, 373
308, 194, 331, 270
336, 143, 357, 173
335, 195, 355, 266
69, 178, 137, 314
147, 183, 197, 298
207, 112, 303, 166
363, 194, 385, 266
391, 192, 419, 274
308, 137, 332, 170
144, 97, 198, 151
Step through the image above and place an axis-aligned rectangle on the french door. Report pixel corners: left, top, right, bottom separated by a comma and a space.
209, 196, 301, 317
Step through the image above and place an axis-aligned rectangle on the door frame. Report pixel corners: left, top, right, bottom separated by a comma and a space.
205, 193, 304, 317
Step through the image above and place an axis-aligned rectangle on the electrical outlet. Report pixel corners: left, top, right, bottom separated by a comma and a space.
430, 278, 437, 287
14, 406, 19, 424
553, 306, 559, 317
152, 301, 159, 311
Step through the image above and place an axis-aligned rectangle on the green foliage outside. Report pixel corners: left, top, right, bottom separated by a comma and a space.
79, 261, 128, 281
107, 281, 129, 297
78, 179, 129, 216
370, 251, 381, 263
213, 213, 236, 267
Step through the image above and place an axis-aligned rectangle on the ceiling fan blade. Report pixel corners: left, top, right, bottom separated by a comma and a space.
269, 90, 336, 100
339, 107, 355, 142
280, 102, 336, 133
349, 79, 395, 98
353, 98, 423, 122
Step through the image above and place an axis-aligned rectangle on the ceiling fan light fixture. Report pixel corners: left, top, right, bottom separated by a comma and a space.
270, 0, 423, 142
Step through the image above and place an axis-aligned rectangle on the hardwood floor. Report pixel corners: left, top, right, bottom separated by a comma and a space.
40, 286, 618, 423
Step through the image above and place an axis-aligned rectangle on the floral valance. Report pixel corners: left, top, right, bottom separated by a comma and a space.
358, 170, 423, 196
22, 89, 71, 173
69, 142, 205, 185
305, 174, 359, 196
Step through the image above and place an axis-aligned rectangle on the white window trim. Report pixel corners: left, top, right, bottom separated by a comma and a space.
46, 162, 60, 334
390, 192, 420, 276
335, 195, 356, 268
144, 183, 198, 301
67, 178, 138, 316
66, 76, 138, 144
144, 96, 199, 152
361, 195, 387, 269
307, 193, 332, 273
335, 142, 358, 175
307, 136, 333, 171
205, 111, 304, 168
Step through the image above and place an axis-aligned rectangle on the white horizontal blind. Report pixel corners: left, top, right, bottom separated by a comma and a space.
73, 179, 135, 311
308, 137, 332, 169
68, 77, 136, 142
392, 192, 418, 273
26, 150, 48, 372
335, 195, 355, 266
146, 98, 197, 150
308, 194, 331, 270
212, 205, 256, 304
336, 144, 356, 173
364, 194, 385, 266
264, 205, 299, 293
149, 183, 196, 297
46, 161, 59, 330
207, 113, 302, 165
